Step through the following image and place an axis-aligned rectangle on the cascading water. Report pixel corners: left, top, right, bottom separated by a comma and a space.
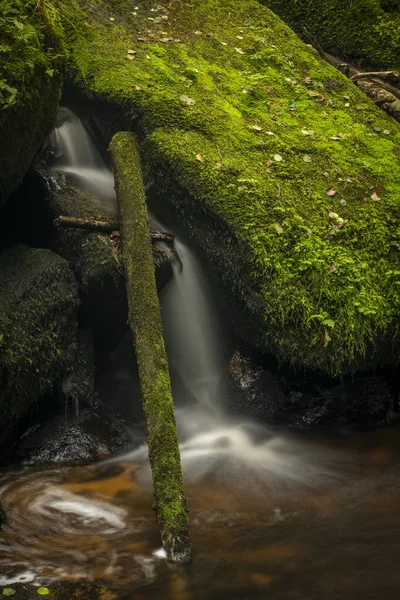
47, 107, 117, 213
3, 107, 400, 598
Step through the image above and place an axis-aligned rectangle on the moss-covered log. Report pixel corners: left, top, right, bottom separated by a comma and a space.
262, 0, 400, 71
109, 132, 190, 563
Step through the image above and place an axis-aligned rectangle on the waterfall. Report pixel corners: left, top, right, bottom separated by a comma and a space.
47, 107, 117, 213
46, 107, 334, 484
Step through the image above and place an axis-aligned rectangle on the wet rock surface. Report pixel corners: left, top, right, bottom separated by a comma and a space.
60, 329, 95, 415
228, 350, 394, 430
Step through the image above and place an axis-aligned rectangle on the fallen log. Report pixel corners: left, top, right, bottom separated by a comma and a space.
53, 215, 175, 243
310, 49, 400, 122
350, 71, 399, 82
109, 132, 191, 564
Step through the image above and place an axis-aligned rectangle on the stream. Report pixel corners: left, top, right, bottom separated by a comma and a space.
1, 108, 400, 599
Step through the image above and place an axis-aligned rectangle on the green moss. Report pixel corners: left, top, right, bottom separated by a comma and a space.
59, 0, 400, 375
0, 0, 67, 207
109, 132, 190, 563
262, 0, 400, 70
0, 247, 80, 435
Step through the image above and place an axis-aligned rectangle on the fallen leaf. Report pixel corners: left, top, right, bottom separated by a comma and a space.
109, 17, 115, 21
383, 129, 391, 135
330, 136, 342, 141
330, 264, 337, 272
329, 211, 338, 218
303, 155, 312, 163
2, 590, 16, 597
371, 192, 380, 201
307, 91, 319, 98
215, 163, 223, 169
250, 125, 262, 132
135, 86, 142, 91
344, 102, 350, 107
265, 168, 272, 173
301, 129, 315, 136
127, 54, 135, 60
194, 30, 203, 35
340, 199, 347, 206
137, 37, 147, 41
237, 35, 244, 40
327, 188, 337, 197
266, 160, 274, 167
235, 47, 245, 54
180, 95, 196, 105
38, 589, 50, 596
266, 131, 275, 136
220, 41, 227, 46
127, 49, 136, 54
322, 172, 329, 177
274, 154, 283, 162
196, 153, 205, 163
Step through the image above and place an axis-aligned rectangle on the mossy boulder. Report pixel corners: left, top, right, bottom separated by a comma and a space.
0, 0, 66, 208
262, 0, 400, 70
60, 0, 400, 375
0, 246, 80, 435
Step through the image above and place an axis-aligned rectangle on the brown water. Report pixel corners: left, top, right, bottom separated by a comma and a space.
1, 426, 400, 599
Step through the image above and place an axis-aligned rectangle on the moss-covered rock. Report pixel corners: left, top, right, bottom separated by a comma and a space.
0, 0, 66, 208
0, 246, 80, 435
59, 0, 400, 375
262, 0, 400, 70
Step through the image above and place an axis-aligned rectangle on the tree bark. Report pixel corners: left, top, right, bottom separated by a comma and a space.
109, 132, 191, 564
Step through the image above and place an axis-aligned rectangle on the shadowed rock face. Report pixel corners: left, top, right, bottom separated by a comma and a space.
227, 350, 394, 429
0, 246, 80, 437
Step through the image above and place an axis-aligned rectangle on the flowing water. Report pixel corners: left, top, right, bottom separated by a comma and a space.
1, 108, 400, 599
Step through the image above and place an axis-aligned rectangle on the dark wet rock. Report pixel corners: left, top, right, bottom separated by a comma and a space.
16, 406, 142, 466
61, 329, 95, 412
0, 246, 80, 438
34, 168, 173, 350
38, 169, 128, 351
0, 503, 6, 530
227, 351, 289, 423
287, 375, 393, 429
228, 350, 393, 429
